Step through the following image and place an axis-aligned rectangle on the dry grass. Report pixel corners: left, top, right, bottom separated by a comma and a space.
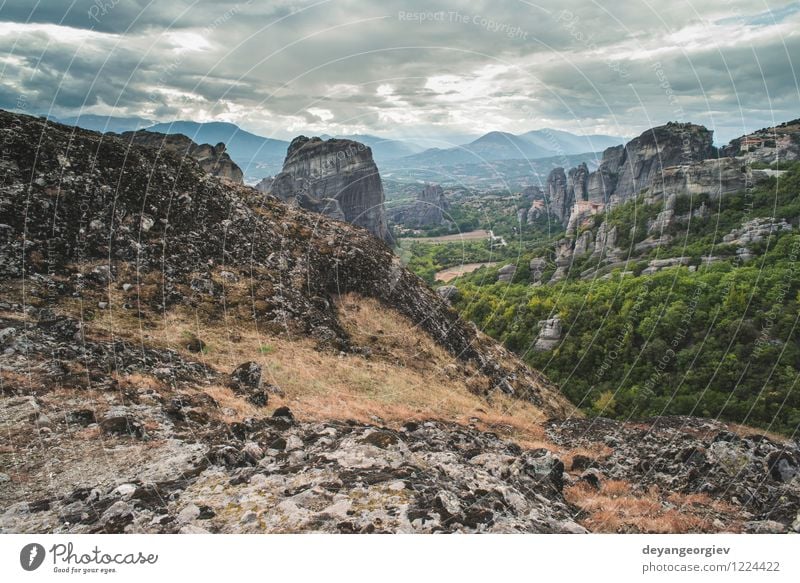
564, 479, 739, 533
50, 286, 552, 445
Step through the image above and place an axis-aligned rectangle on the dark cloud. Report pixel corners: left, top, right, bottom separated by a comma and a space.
0, 0, 797, 142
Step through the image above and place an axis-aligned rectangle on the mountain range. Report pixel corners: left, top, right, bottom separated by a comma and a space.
53, 114, 626, 181
391, 129, 626, 168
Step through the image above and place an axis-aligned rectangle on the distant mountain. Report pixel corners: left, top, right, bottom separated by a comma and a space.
397, 129, 626, 168
56, 114, 154, 134
145, 121, 289, 181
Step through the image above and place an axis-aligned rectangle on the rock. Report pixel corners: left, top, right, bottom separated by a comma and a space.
646, 158, 767, 201
66, 409, 96, 426
270, 136, 392, 242
242, 442, 264, 462
766, 451, 798, 483
497, 264, 516, 283
118, 131, 243, 183
0, 326, 15, 345
177, 503, 201, 525
100, 415, 146, 439
272, 406, 294, 420
436, 285, 460, 302
641, 256, 690, 275
573, 230, 594, 256
533, 317, 561, 351
529, 257, 547, 285
545, 167, 573, 224
184, 336, 206, 353
580, 468, 603, 489
386, 183, 450, 227
723, 217, 792, 246
743, 520, 788, 534
229, 362, 262, 392
0, 473, 9, 483
610, 123, 714, 204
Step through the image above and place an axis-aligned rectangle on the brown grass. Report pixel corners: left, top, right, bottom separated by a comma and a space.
564, 479, 730, 533
47, 285, 552, 446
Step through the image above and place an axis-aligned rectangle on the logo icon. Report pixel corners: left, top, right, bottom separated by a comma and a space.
20, 543, 46, 571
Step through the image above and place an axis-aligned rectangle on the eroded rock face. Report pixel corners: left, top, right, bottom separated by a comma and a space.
586, 145, 624, 203
646, 158, 767, 201
117, 130, 243, 183
270, 136, 392, 242
611, 123, 715, 203
568, 162, 590, 202
546, 167, 573, 224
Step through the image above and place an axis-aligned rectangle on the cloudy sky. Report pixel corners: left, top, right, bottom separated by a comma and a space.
1, 0, 798, 144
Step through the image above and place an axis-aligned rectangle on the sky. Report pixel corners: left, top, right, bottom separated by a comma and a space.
0, 0, 798, 145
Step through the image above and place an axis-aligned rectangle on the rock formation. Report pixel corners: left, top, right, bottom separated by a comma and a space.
497, 264, 517, 283
118, 130, 243, 183
646, 158, 767, 201
610, 122, 714, 203
269, 136, 392, 242
534, 317, 562, 351
529, 257, 547, 285
545, 167, 573, 223
386, 183, 450, 227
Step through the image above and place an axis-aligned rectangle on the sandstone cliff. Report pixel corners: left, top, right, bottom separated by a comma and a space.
269, 136, 392, 242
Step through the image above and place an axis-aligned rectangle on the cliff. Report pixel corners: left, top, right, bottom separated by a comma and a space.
386, 183, 450, 227
269, 136, 392, 242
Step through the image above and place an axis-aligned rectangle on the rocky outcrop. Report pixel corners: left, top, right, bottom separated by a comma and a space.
591, 221, 619, 260
386, 183, 449, 227
534, 317, 562, 351
0, 110, 570, 413
497, 264, 517, 283
721, 119, 800, 164
545, 167, 573, 223
723, 218, 792, 246
610, 122, 714, 203
254, 176, 273, 192
568, 162, 590, 202
527, 200, 546, 223
646, 158, 767, 201
641, 256, 690, 276
586, 145, 624, 203
529, 257, 547, 284
269, 136, 391, 242
547, 416, 800, 533
117, 130, 243, 183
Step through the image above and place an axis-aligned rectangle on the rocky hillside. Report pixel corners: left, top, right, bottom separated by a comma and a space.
269, 136, 392, 243
117, 129, 244, 183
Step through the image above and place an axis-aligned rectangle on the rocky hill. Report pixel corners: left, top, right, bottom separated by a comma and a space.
0, 110, 585, 533
269, 136, 392, 243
